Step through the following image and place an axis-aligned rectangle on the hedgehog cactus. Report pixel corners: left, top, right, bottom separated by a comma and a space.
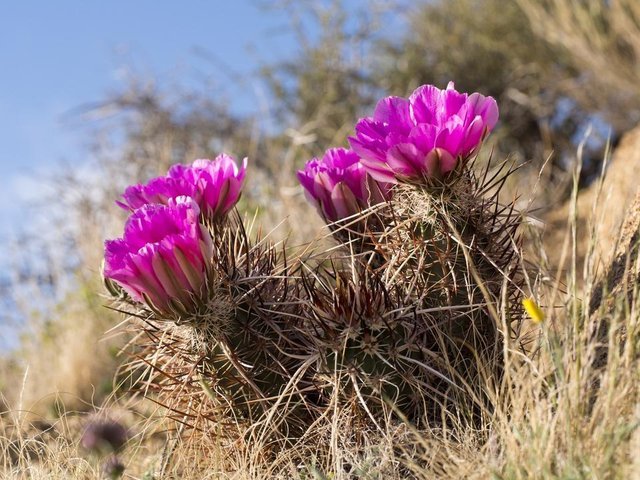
299, 168, 523, 421
103, 83, 524, 447
104, 156, 311, 434
299, 82, 521, 421
302, 267, 466, 419
346, 82, 518, 338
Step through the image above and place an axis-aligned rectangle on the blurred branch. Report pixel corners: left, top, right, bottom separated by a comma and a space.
518, 0, 640, 129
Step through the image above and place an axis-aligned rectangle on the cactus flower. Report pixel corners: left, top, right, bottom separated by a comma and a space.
116, 176, 196, 212
297, 148, 391, 223
104, 196, 213, 313
349, 82, 498, 183
118, 154, 247, 220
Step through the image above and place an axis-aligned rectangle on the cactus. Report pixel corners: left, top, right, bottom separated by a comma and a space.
102, 84, 525, 460
112, 213, 315, 436
298, 161, 523, 424
104, 157, 314, 441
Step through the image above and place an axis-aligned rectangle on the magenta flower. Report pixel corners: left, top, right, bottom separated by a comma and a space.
168, 155, 247, 219
118, 154, 247, 220
117, 177, 196, 212
104, 196, 213, 313
297, 148, 391, 223
349, 82, 499, 183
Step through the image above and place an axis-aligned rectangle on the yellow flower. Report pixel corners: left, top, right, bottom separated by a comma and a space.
523, 297, 545, 324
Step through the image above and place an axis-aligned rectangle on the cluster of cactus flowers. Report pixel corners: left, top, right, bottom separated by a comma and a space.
103, 83, 524, 456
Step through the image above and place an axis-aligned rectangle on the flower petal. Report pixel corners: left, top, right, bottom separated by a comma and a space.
373, 96, 412, 133
386, 143, 425, 179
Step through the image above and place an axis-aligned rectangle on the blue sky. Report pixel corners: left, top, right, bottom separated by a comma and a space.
0, 0, 394, 349
0, 1, 304, 239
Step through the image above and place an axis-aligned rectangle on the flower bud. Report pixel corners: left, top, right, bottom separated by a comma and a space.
297, 148, 391, 224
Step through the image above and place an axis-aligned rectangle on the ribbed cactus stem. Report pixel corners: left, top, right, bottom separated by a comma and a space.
183, 219, 310, 422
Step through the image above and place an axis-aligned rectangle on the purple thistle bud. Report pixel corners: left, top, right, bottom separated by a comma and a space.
349, 82, 498, 184
81, 419, 129, 453
104, 196, 213, 313
118, 154, 247, 221
297, 148, 391, 223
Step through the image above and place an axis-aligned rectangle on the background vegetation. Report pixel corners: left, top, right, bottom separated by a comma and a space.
1, 0, 639, 478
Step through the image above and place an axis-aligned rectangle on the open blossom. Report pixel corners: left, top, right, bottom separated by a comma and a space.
297, 148, 391, 223
104, 196, 213, 313
116, 176, 196, 212
349, 82, 498, 183
118, 154, 247, 220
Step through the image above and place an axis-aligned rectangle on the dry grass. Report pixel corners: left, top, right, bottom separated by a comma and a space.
518, 0, 640, 130
543, 124, 640, 276
0, 391, 177, 479
2, 158, 639, 478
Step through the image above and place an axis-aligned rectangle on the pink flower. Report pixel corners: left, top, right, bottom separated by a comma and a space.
118, 154, 247, 220
349, 82, 498, 183
168, 155, 247, 219
297, 148, 391, 223
117, 177, 196, 212
104, 196, 213, 313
